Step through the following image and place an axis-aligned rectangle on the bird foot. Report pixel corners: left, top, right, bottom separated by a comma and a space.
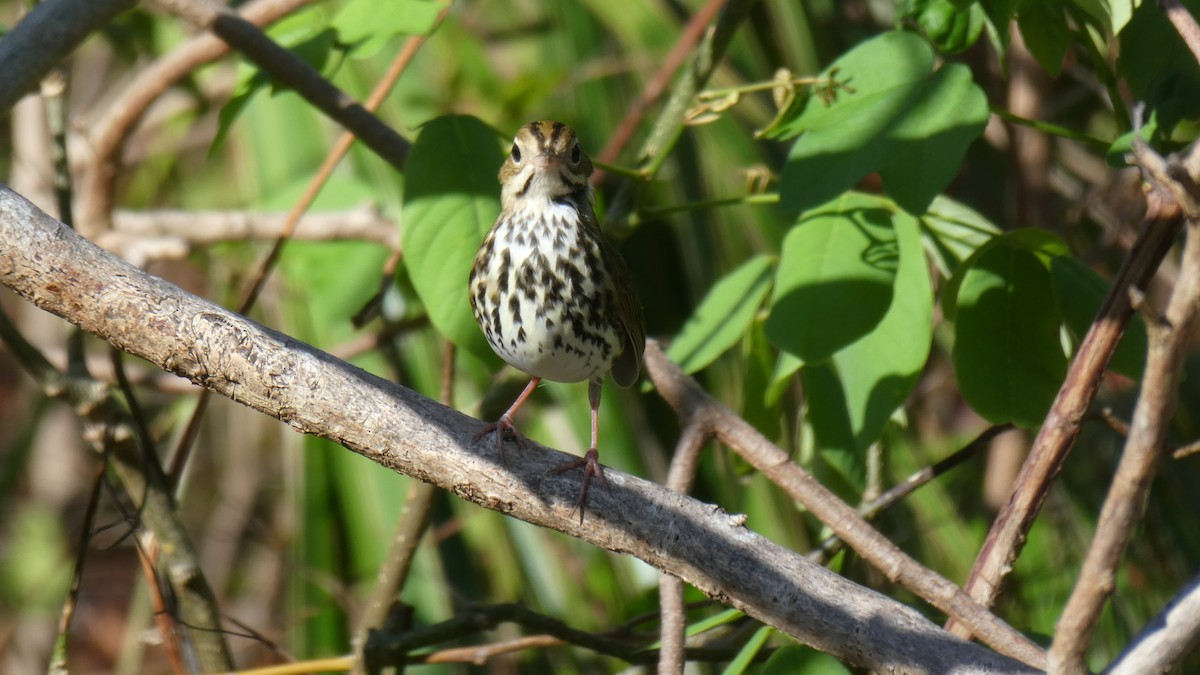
474, 416, 525, 466
555, 448, 605, 524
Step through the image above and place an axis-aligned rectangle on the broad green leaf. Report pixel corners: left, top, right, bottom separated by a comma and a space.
1119, 0, 1200, 133
402, 115, 504, 361
1017, 0, 1070, 76
805, 210, 933, 486
920, 194, 1003, 277
667, 255, 774, 374
953, 242, 1068, 427
764, 204, 898, 365
775, 32, 988, 215
1050, 256, 1147, 379
942, 228, 1069, 321
1111, 0, 1139, 34
213, 6, 339, 153
979, 0, 1018, 56
334, 0, 446, 59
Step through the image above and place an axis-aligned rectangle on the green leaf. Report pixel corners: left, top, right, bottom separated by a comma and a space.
666, 255, 774, 374
775, 32, 989, 214
765, 199, 898, 365
1110, 0, 1139, 34
761, 646, 852, 675
1049, 256, 1147, 379
720, 625, 774, 675
804, 209, 933, 486
334, 0, 446, 59
212, 6, 340, 154
1017, 0, 1070, 76
1118, 0, 1200, 133
402, 115, 504, 361
920, 194, 1003, 278
953, 241, 1068, 427
942, 228, 1068, 321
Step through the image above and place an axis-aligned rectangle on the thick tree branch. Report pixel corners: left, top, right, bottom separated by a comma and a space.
0, 0, 135, 115
643, 343, 1046, 669
0, 185, 1034, 674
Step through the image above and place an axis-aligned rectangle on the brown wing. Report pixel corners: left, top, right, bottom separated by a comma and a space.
599, 234, 645, 388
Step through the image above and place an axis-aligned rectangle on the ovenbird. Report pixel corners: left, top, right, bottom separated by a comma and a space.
469, 121, 645, 516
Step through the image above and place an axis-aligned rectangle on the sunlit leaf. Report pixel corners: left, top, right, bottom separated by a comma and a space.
953, 241, 1067, 427
666, 255, 774, 374
765, 199, 898, 365
402, 115, 504, 362
773, 31, 988, 214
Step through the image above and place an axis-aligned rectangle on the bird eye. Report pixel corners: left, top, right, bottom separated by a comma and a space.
570, 142, 582, 164
511, 143, 522, 163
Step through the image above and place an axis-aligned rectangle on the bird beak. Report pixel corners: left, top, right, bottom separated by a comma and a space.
532, 153, 560, 169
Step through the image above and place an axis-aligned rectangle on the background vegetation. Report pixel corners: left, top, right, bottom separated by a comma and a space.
1, 0, 1199, 672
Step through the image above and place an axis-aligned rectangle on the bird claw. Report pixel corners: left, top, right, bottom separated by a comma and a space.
474, 416, 525, 466
555, 448, 605, 524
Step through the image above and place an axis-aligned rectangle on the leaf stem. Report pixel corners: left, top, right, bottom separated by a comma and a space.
989, 107, 1110, 149
639, 193, 780, 219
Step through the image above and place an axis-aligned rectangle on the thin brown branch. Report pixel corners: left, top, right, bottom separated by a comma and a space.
167, 14, 432, 487
148, 0, 410, 171
98, 207, 400, 263
0, 185, 1034, 674
592, 0, 727, 185
80, 0, 318, 233
47, 458, 106, 675
136, 536, 187, 675
810, 425, 1011, 564
1049, 146, 1200, 673
952, 194, 1182, 638
643, 342, 1046, 669
659, 423, 713, 674
0, 305, 233, 671
1161, 0, 1200, 66
603, 0, 761, 239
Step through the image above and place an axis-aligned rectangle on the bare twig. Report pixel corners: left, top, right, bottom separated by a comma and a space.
809, 425, 1011, 564
592, 0, 727, 185
603, 0, 761, 239
642, 342, 1046, 669
0, 305, 233, 671
0, 185, 1034, 674
659, 423, 713, 674
148, 0, 410, 171
1048, 142, 1200, 673
47, 458, 106, 675
80, 0, 318, 232
98, 207, 399, 263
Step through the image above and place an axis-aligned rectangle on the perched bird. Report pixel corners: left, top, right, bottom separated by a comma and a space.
469, 121, 645, 516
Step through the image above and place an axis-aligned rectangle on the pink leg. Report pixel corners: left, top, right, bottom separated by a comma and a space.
475, 376, 541, 464
556, 377, 606, 522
